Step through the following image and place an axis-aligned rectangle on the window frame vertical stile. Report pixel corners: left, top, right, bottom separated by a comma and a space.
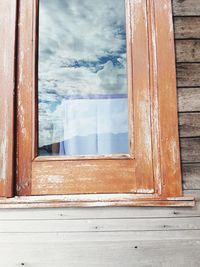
153, 0, 183, 197
0, 0, 17, 197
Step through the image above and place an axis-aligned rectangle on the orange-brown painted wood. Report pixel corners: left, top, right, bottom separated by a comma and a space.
154, 0, 182, 197
16, 0, 155, 196
14, 0, 190, 205
0, 0, 17, 197
0, 194, 195, 208
16, 0, 37, 195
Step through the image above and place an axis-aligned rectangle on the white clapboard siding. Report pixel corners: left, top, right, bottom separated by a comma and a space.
0, 239, 200, 267
0, 216, 200, 233
0, 230, 200, 243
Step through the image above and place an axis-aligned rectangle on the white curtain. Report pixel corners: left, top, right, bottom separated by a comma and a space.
58, 96, 128, 155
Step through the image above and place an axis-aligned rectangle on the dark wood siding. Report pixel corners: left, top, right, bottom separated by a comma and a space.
173, 1, 200, 191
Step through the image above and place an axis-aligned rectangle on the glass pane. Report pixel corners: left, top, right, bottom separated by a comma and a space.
38, 0, 129, 156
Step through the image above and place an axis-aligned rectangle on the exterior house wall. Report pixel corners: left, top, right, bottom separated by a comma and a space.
0, 1, 200, 266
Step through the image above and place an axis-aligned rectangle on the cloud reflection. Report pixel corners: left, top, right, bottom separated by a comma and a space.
39, 0, 128, 150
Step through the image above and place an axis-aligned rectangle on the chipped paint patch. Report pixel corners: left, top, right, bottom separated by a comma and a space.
0, 99, 8, 181
17, 85, 27, 138
0, 138, 7, 180
170, 138, 178, 167
136, 188, 154, 194
39, 175, 65, 184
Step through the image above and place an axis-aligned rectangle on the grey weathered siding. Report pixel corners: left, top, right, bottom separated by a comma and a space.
0, 1, 200, 266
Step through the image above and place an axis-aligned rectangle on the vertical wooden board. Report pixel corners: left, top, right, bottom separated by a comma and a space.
0, 0, 17, 197
16, 0, 36, 195
154, 0, 182, 196
132, 0, 154, 192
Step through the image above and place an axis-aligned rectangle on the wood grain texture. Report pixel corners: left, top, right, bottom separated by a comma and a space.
16, 0, 36, 195
0, 1, 199, 266
182, 164, 200, 190
180, 138, 200, 163
173, 0, 200, 16
174, 17, 200, 39
6, 0, 200, 202
0, 0, 17, 197
154, 0, 182, 197
179, 113, 200, 137
174, 0, 200, 196
0, 237, 199, 267
0, 216, 200, 233
0, 229, 200, 242
17, 0, 158, 197
177, 63, 200, 87
0, 190, 196, 219
132, 0, 154, 192
0, 196, 194, 209
178, 88, 200, 112
32, 160, 138, 195
176, 40, 200, 63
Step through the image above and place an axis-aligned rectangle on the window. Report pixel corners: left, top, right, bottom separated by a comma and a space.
38, 0, 129, 157
0, 0, 194, 207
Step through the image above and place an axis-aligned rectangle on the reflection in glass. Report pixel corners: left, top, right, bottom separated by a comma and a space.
38, 0, 129, 156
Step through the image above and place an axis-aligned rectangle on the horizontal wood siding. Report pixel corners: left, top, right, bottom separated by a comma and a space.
174, 0, 200, 197
0, 236, 200, 267
175, 12, 200, 267
0, 1, 200, 266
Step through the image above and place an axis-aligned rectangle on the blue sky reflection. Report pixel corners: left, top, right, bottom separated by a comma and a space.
38, 0, 129, 155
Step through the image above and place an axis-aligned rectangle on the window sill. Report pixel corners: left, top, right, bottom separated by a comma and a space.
0, 194, 195, 208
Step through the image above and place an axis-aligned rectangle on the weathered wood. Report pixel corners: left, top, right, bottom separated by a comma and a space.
180, 138, 200, 163
0, 2, 198, 267
173, 0, 200, 16
179, 113, 200, 137
0, 194, 194, 208
0, 229, 200, 242
154, 0, 182, 197
174, 17, 200, 39
176, 40, 200, 63
17, 0, 158, 197
17, 0, 184, 201
0, 216, 200, 233
178, 88, 200, 112
16, 0, 35, 195
177, 63, 200, 87
183, 164, 200, 190
0, 0, 17, 197
0, 238, 200, 267
0, 190, 196, 220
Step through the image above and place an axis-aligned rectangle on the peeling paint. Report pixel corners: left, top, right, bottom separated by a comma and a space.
39, 175, 65, 184
0, 137, 7, 180
139, 99, 152, 161
170, 138, 178, 167
136, 188, 154, 194
19, 51, 24, 84
18, 88, 27, 138
0, 99, 8, 181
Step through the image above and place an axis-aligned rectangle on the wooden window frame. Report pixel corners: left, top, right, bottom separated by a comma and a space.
0, 0, 195, 208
